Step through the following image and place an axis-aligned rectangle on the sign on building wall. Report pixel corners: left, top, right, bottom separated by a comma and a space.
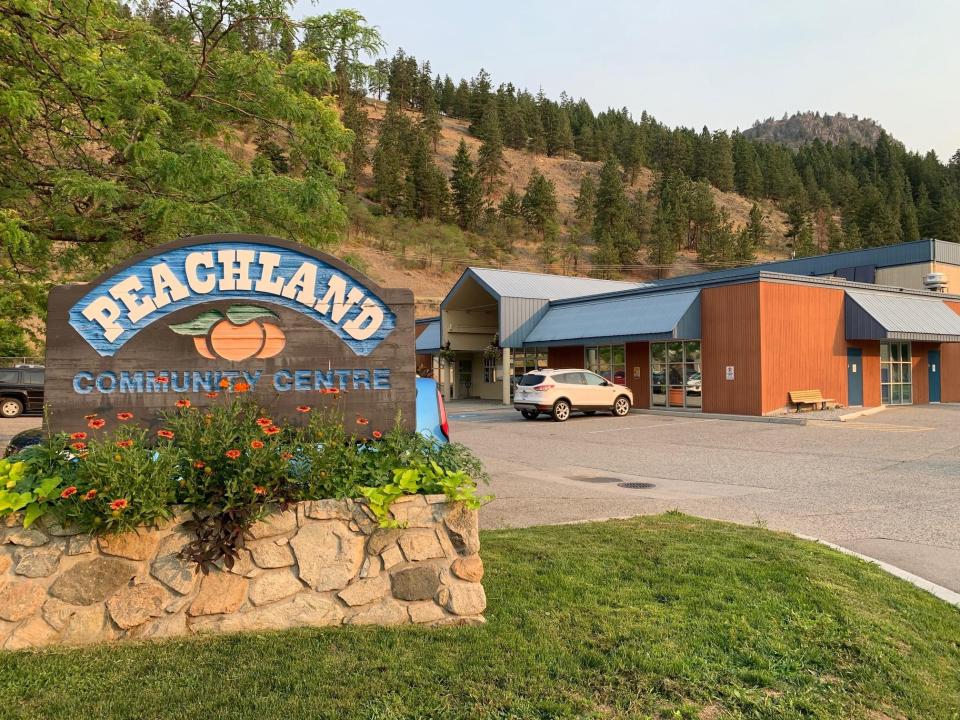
44, 234, 415, 434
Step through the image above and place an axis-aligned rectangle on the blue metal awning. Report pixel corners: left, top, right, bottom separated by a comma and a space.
415, 320, 441, 353
845, 290, 960, 342
524, 289, 700, 346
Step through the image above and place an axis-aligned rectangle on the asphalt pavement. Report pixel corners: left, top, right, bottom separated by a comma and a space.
450, 402, 960, 594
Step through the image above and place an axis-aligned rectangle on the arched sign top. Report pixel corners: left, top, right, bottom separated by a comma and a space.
68, 239, 396, 357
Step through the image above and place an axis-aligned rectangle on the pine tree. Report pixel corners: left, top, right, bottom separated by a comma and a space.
450, 139, 484, 230
521, 168, 558, 237
418, 91, 442, 152
341, 93, 370, 186
498, 185, 522, 218
404, 130, 448, 219
592, 159, 635, 271
573, 174, 597, 240
708, 131, 735, 192
371, 101, 410, 213
476, 102, 505, 194
794, 223, 816, 257
825, 215, 844, 252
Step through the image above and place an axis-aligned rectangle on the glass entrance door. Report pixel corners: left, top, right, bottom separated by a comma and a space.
651, 341, 702, 410
880, 342, 912, 405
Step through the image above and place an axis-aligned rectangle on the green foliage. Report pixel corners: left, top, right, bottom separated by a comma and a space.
1, 394, 487, 569
1, 0, 351, 320
520, 169, 558, 237
591, 159, 636, 274
301, 9, 384, 102
450, 140, 485, 231
358, 461, 489, 528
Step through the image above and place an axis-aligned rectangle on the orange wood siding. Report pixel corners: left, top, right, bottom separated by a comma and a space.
758, 282, 847, 413
701, 283, 762, 415
942, 301, 960, 402
625, 342, 650, 408
548, 345, 583, 370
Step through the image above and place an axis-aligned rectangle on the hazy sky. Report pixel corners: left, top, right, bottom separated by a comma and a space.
291, 0, 960, 160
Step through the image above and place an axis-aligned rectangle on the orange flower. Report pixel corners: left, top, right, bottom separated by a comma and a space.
116, 412, 134, 421
175, 399, 191, 408
193, 460, 205, 469
109, 498, 128, 511
156, 429, 175, 440
70, 442, 87, 451
281, 452, 293, 461
255, 417, 272, 427
155, 375, 169, 384
70, 431, 87, 440
263, 425, 280, 436
322, 387, 340, 395
88, 418, 106, 429
218, 378, 231, 389
253, 485, 267, 496
115, 439, 134, 448
60, 486, 77, 499
205, 391, 219, 398
371, 430, 383, 440
83, 489, 97, 501
233, 381, 250, 393
250, 440, 264, 450
225, 449, 241, 460
356, 417, 369, 426
84, 413, 98, 420
296, 405, 311, 413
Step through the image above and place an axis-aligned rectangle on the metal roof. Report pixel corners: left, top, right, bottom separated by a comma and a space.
524, 289, 701, 346
415, 320, 441, 353
443, 267, 645, 305
845, 289, 960, 342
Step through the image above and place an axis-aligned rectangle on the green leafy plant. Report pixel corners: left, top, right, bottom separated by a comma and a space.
0, 457, 62, 528
359, 460, 490, 528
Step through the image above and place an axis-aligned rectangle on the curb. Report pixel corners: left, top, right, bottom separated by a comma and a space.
634, 409, 806, 426
797, 534, 960, 608
838, 405, 888, 422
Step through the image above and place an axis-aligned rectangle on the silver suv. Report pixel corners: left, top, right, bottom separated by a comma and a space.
513, 369, 633, 422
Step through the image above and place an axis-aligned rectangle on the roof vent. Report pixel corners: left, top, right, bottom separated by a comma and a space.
923, 272, 948, 292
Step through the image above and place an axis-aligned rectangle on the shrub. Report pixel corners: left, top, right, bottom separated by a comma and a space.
2, 385, 487, 570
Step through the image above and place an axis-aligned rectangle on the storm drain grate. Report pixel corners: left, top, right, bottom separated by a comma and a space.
618, 482, 656, 490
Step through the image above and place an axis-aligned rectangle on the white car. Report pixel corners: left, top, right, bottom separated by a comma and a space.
513, 368, 633, 422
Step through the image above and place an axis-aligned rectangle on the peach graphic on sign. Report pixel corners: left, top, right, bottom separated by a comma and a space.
170, 305, 285, 361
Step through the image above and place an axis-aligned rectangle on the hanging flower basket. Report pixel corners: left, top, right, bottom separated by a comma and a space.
438, 342, 456, 363
482, 334, 502, 361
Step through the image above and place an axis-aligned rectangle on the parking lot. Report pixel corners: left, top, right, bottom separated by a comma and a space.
452, 403, 960, 594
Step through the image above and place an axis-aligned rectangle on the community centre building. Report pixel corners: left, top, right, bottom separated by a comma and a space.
415, 238, 960, 415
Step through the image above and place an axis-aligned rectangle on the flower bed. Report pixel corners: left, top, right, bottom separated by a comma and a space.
0, 383, 488, 647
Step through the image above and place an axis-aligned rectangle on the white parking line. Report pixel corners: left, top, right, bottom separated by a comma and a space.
586, 418, 716, 434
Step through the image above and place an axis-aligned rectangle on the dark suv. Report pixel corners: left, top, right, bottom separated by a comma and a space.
0, 366, 44, 418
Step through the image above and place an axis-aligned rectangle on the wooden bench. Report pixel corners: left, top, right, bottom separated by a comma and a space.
788, 390, 837, 412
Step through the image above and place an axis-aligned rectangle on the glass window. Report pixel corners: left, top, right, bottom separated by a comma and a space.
555, 372, 582, 385
880, 341, 912, 405
650, 341, 702, 410
519, 374, 546, 387
584, 345, 626, 384
0, 370, 19, 384
483, 355, 497, 384
24, 371, 44, 385
582, 373, 606, 386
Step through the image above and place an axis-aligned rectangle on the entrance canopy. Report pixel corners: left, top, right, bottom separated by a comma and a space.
524, 289, 701, 347
845, 289, 960, 342
415, 319, 441, 353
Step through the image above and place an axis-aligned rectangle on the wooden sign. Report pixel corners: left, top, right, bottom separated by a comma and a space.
44, 234, 415, 434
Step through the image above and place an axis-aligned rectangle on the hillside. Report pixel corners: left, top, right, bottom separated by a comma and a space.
339, 100, 791, 316
743, 111, 885, 149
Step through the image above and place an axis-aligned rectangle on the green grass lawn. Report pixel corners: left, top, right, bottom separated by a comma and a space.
2, 513, 959, 719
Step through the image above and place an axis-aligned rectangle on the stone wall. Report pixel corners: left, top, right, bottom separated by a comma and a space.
0, 496, 485, 650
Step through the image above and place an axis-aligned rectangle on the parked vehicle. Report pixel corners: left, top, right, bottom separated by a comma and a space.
0, 366, 44, 418
513, 368, 633, 422
3, 428, 42, 457
686, 372, 702, 395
